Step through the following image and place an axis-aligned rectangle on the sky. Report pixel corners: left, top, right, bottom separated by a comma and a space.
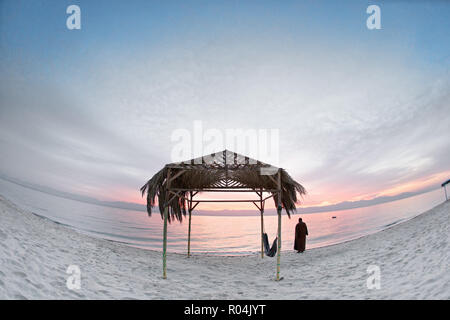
0, 0, 449, 210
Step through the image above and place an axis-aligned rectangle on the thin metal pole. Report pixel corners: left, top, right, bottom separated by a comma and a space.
162, 205, 168, 279
260, 188, 264, 259
445, 185, 448, 201
162, 168, 171, 279
260, 213, 264, 259
187, 191, 192, 257
188, 209, 192, 257
276, 169, 282, 281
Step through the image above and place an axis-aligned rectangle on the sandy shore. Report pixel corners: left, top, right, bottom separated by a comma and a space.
0, 194, 449, 299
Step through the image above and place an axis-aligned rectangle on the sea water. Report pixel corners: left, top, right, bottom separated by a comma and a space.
0, 177, 445, 255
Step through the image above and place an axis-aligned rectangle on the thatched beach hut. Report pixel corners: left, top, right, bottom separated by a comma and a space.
140, 150, 306, 280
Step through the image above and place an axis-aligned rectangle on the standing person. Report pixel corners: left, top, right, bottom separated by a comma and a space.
294, 217, 308, 253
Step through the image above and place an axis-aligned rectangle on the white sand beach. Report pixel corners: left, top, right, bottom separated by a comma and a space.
0, 194, 449, 299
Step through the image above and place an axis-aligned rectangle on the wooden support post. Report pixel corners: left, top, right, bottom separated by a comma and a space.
187, 210, 192, 257
276, 169, 282, 281
260, 188, 264, 259
260, 209, 264, 259
162, 168, 171, 279
162, 205, 168, 279
188, 191, 193, 257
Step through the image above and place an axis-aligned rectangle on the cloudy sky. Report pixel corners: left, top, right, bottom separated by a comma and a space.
0, 0, 449, 209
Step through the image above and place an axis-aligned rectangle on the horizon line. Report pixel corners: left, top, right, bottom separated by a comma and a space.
0, 174, 444, 216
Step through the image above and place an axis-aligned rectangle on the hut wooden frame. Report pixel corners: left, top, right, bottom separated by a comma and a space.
140, 150, 306, 281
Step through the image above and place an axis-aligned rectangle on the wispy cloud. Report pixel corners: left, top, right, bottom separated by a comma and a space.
0, 0, 449, 207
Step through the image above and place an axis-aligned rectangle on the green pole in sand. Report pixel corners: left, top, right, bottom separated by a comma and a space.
260, 210, 264, 259
163, 168, 171, 279
276, 204, 282, 281
260, 188, 264, 259
187, 209, 192, 257
162, 204, 168, 279
276, 170, 282, 281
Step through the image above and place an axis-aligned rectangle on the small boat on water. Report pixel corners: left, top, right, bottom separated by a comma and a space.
332, 216, 337, 219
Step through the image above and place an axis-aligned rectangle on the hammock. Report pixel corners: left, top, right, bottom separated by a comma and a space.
262, 233, 277, 257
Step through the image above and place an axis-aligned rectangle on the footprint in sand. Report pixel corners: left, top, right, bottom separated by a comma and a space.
13, 271, 27, 278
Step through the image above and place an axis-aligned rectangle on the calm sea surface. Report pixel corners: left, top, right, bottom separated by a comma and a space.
0, 178, 445, 255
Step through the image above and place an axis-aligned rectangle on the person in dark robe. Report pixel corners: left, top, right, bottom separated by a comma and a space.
294, 217, 308, 253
